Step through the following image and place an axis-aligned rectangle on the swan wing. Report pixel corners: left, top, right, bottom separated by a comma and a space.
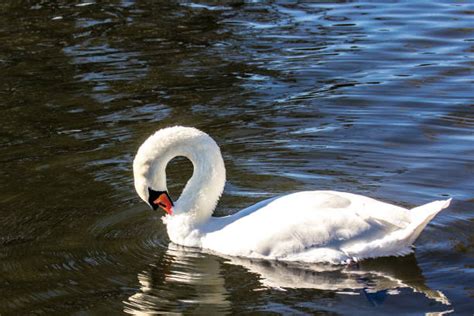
202, 191, 413, 263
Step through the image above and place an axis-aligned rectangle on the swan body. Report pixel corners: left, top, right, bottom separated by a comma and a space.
133, 126, 451, 264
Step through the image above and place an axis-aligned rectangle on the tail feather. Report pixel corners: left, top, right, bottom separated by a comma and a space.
345, 198, 452, 260
405, 198, 452, 245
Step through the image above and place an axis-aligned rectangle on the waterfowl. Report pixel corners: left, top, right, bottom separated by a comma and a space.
133, 126, 451, 264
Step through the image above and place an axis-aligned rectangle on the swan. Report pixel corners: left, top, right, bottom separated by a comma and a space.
133, 126, 451, 264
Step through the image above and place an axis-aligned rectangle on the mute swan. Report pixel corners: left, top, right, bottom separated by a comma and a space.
133, 126, 451, 264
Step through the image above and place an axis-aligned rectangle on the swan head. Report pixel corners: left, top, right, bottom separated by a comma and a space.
134, 174, 174, 215
133, 126, 226, 221
133, 126, 186, 215
147, 188, 174, 215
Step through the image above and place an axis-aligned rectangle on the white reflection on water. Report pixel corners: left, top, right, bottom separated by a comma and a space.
227, 256, 450, 306
124, 244, 231, 315
124, 244, 451, 315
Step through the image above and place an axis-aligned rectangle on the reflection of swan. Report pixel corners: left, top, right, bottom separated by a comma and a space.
227, 255, 450, 306
124, 244, 231, 315
124, 244, 451, 315
133, 126, 451, 263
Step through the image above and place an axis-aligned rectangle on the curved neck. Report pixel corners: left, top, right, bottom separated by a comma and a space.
134, 127, 226, 225
173, 142, 226, 224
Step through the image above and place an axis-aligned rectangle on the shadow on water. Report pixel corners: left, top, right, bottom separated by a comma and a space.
124, 244, 451, 315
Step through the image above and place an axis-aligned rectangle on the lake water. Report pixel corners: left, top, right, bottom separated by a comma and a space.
0, 1, 473, 314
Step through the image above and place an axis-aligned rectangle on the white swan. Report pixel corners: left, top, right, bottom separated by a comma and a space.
133, 126, 451, 264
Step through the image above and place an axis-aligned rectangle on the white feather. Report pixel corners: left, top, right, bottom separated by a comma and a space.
133, 126, 451, 264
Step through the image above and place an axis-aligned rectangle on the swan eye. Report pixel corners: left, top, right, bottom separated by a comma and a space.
147, 188, 174, 215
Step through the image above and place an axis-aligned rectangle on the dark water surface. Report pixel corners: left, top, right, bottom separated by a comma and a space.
1, 1, 473, 314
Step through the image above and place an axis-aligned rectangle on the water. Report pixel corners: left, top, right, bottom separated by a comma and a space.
0, 1, 473, 314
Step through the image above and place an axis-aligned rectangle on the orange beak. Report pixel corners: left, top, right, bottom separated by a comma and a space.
153, 192, 174, 215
